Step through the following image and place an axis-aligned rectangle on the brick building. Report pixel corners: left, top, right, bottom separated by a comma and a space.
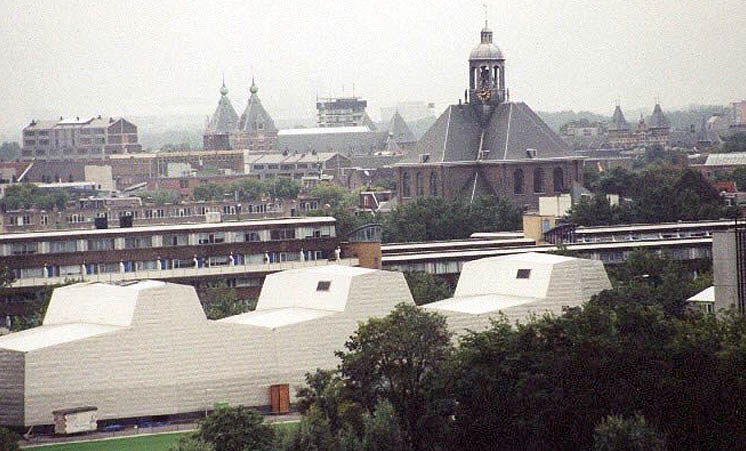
394, 22, 583, 210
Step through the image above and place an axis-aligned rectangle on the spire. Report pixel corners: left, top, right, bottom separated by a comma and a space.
219, 74, 228, 97
249, 76, 258, 95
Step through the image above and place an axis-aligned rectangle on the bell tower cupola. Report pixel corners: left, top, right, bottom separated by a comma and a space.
468, 20, 506, 107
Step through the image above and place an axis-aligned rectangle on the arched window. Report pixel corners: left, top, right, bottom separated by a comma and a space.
553, 167, 564, 192
533, 168, 545, 193
429, 172, 438, 196
402, 172, 411, 197
513, 169, 524, 194
416, 172, 424, 196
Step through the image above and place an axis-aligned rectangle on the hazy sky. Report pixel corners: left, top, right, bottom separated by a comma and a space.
1, 0, 745, 134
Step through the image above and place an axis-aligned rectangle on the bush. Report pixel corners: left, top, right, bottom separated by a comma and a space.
197, 406, 274, 451
0, 427, 19, 451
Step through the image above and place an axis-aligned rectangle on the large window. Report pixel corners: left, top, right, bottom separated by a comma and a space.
416, 172, 424, 196
11, 243, 38, 255
124, 236, 153, 249
402, 172, 411, 197
49, 240, 77, 253
429, 172, 438, 196
198, 232, 225, 244
533, 168, 545, 193
88, 238, 115, 251
163, 234, 189, 247
513, 169, 524, 194
270, 229, 295, 240
553, 167, 564, 192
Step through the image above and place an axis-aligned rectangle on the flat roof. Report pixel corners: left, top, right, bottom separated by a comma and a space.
382, 238, 534, 252
425, 294, 541, 315
382, 237, 712, 263
219, 307, 335, 328
0, 323, 123, 352
0, 216, 336, 241
576, 220, 734, 235
278, 126, 372, 136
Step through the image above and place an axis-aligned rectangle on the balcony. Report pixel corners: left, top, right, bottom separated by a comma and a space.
10, 257, 359, 288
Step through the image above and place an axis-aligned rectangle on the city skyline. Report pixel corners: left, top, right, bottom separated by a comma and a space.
1, 0, 745, 136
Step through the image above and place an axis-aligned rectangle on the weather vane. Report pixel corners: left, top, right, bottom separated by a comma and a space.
483, 2, 488, 25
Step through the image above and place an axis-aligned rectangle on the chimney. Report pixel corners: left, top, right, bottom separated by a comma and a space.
526, 148, 537, 159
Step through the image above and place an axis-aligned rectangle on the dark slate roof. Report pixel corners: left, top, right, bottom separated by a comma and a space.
206, 86, 239, 133
401, 102, 574, 164
350, 154, 405, 169
387, 111, 417, 144
276, 128, 389, 155
238, 84, 277, 135
363, 113, 378, 131
649, 103, 670, 129
608, 106, 630, 131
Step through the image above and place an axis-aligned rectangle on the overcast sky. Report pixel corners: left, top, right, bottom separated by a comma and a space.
1, 0, 745, 134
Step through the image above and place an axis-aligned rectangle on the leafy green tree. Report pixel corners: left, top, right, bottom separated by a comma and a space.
169, 434, 215, 451
10, 286, 54, 331
306, 183, 371, 239
309, 184, 357, 209
593, 414, 666, 451
0, 141, 21, 161
361, 400, 410, 451
404, 272, 453, 306
199, 283, 256, 320
192, 183, 226, 202
722, 132, 746, 153
279, 405, 339, 451
1, 184, 70, 211
197, 406, 274, 451
337, 303, 452, 451
134, 190, 180, 205
269, 178, 302, 199
232, 178, 269, 201
0, 427, 19, 451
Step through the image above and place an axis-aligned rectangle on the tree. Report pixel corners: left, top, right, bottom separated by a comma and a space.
361, 400, 410, 451
404, 272, 453, 306
170, 434, 215, 451
722, 132, 746, 153
199, 283, 256, 320
134, 190, 180, 205
0, 141, 21, 161
1, 184, 70, 211
0, 427, 19, 451
593, 414, 666, 451
197, 406, 274, 451
279, 405, 339, 451
337, 303, 452, 451
270, 178, 301, 200
232, 178, 269, 201
10, 286, 54, 331
192, 183, 226, 202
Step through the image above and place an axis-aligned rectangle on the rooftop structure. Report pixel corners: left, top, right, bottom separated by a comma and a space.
0, 266, 413, 426
21, 116, 141, 160
424, 252, 611, 331
316, 97, 374, 129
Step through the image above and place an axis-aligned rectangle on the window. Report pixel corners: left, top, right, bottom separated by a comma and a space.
516, 269, 531, 279
124, 236, 152, 249
253, 164, 265, 170
533, 168, 544, 193
553, 167, 564, 192
88, 238, 115, 251
11, 243, 37, 255
416, 172, 423, 196
429, 172, 438, 196
267, 164, 278, 170
402, 172, 411, 197
513, 169, 524, 194
317, 281, 331, 291
245, 231, 260, 242
198, 232, 225, 244
164, 234, 188, 246
270, 229, 295, 240
49, 240, 77, 253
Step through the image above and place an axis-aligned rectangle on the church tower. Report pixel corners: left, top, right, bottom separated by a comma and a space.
468, 20, 506, 110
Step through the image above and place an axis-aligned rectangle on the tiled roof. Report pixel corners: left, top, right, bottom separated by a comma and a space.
608, 105, 630, 131
649, 103, 670, 129
206, 86, 239, 133
705, 152, 746, 166
276, 128, 388, 154
238, 85, 277, 135
387, 111, 417, 144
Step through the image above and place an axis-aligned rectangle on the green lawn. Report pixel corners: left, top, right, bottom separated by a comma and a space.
26, 431, 192, 451
26, 422, 299, 450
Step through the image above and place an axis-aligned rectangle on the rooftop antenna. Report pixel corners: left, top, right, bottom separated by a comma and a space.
352, 82, 356, 97
483, 2, 488, 27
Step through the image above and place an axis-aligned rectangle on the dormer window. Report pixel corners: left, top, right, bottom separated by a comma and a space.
516, 269, 531, 279
317, 281, 331, 291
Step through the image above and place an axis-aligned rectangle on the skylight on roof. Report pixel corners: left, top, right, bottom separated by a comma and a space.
516, 269, 531, 279
317, 281, 331, 291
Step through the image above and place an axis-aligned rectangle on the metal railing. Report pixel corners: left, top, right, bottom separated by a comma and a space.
11, 258, 359, 288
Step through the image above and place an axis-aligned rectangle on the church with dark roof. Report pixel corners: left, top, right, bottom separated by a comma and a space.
394, 22, 584, 209
203, 77, 278, 151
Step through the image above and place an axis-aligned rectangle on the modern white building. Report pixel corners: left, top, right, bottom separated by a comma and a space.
424, 252, 611, 333
0, 266, 413, 427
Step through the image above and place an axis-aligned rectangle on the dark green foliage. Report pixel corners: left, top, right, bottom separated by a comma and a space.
192, 183, 226, 202
269, 178, 302, 199
569, 166, 730, 226
1, 184, 69, 210
306, 184, 372, 239
279, 405, 339, 451
169, 434, 215, 451
198, 283, 255, 320
403, 272, 454, 306
722, 132, 746, 153
197, 406, 274, 451
134, 189, 181, 205
0, 427, 19, 451
337, 303, 452, 451
593, 414, 666, 451
232, 178, 269, 201
0, 141, 21, 161
382, 195, 521, 243
361, 400, 410, 451
10, 286, 54, 331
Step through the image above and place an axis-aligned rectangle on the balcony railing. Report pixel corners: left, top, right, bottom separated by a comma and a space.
10, 258, 359, 288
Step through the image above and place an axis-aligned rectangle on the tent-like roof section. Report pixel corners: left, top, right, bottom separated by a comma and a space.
0, 323, 123, 352
649, 103, 670, 129
387, 111, 417, 144
238, 81, 277, 135
400, 102, 573, 164
206, 84, 239, 133
219, 307, 335, 329
43, 281, 165, 327
608, 105, 630, 131
687, 286, 714, 303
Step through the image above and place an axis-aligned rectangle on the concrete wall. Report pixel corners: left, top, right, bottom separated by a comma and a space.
0, 349, 24, 426
713, 230, 738, 312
